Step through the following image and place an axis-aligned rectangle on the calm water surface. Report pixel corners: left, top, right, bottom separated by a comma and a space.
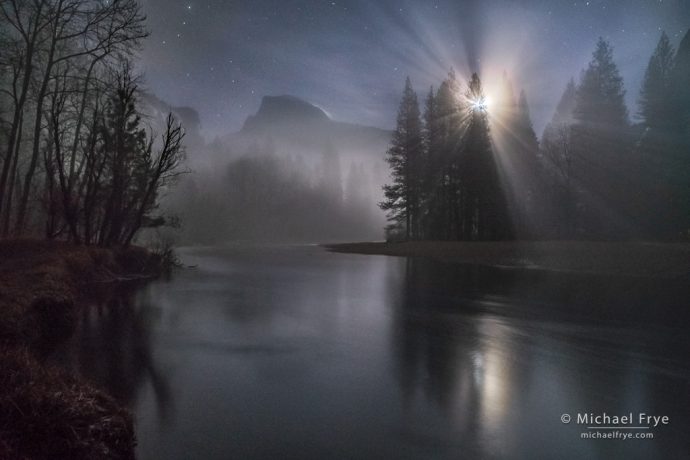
56, 245, 690, 459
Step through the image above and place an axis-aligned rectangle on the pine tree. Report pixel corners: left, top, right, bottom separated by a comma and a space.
422, 86, 437, 154
668, 29, 690, 237
542, 78, 577, 149
462, 73, 511, 240
420, 86, 437, 238
516, 91, 539, 151
98, 72, 150, 246
571, 38, 632, 238
671, 29, 690, 140
491, 73, 540, 238
380, 77, 423, 240
541, 79, 579, 238
511, 90, 543, 238
556, 79, 577, 122
424, 69, 463, 240
639, 32, 675, 130
440, 69, 467, 240
635, 32, 678, 238
95, 70, 185, 246
575, 38, 628, 128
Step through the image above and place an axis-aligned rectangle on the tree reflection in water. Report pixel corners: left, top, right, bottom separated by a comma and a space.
392, 259, 504, 454
391, 257, 690, 459
53, 284, 171, 422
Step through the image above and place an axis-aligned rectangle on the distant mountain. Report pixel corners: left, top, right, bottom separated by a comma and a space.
141, 93, 204, 150
165, 94, 390, 244
242, 95, 330, 130
227, 95, 392, 158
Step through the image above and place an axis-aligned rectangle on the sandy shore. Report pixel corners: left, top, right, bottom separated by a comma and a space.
325, 241, 690, 277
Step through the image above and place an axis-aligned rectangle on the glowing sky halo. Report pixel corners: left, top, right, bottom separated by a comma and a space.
470, 95, 490, 112
455, 75, 495, 115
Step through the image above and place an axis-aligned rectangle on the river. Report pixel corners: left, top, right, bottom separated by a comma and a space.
54, 245, 690, 459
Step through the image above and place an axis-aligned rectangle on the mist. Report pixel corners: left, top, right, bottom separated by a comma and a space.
158, 95, 389, 244
133, 0, 690, 245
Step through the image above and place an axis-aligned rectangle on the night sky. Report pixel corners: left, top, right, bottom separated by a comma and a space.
139, 0, 690, 138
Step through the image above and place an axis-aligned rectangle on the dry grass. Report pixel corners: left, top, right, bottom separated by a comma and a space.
0, 239, 162, 459
0, 348, 135, 460
0, 239, 160, 346
325, 240, 690, 277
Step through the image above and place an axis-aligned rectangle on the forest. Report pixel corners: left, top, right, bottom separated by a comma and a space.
0, 0, 185, 247
382, 33, 690, 242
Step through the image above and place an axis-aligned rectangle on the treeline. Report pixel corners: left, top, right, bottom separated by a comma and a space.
0, 0, 185, 246
381, 72, 517, 241
172, 144, 382, 243
382, 30, 690, 241
542, 33, 690, 240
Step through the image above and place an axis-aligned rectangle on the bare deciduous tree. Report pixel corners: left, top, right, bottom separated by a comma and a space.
0, 1, 186, 246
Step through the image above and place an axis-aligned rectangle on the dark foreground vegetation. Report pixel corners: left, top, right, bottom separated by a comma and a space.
326, 241, 690, 278
0, 239, 166, 459
0, 1, 187, 457
0, 348, 135, 460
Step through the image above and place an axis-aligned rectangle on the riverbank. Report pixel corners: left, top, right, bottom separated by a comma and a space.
325, 241, 690, 277
0, 239, 164, 459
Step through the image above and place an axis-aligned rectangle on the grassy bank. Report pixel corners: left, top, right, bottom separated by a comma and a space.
325, 240, 690, 277
0, 239, 165, 459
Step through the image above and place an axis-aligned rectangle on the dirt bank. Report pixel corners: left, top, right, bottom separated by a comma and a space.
0, 239, 164, 459
325, 241, 690, 278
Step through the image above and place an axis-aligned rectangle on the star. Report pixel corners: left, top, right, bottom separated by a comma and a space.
138, 0, 690, 137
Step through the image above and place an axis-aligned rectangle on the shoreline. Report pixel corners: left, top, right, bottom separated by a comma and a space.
324, 240, 690, 278
0, 239, 164, 459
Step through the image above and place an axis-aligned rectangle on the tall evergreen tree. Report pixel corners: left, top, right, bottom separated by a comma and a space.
575, 38, 628, 128
639, 32, 675, 130
512, 90, 543, 238
442, 70, 468, 240
667, 29, 690, 237
462, 73, 511, 240
572, 38, 632, 238
635, 31, 679, 238
671, 29, 690, 140
420, 86, 437, 238
98, 73, 150, 246
424, 69, 463, 240
491, 74, 541, 238
98, 71, 186, 246
380, 77, 423, 240
516, 91, 539, 151
546, 79, 577, 130
486, 73, 517, 237
541, 79, 579, 237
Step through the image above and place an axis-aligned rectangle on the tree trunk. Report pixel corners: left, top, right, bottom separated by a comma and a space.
0, 9, 41, 220
13, 5, 60, 235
